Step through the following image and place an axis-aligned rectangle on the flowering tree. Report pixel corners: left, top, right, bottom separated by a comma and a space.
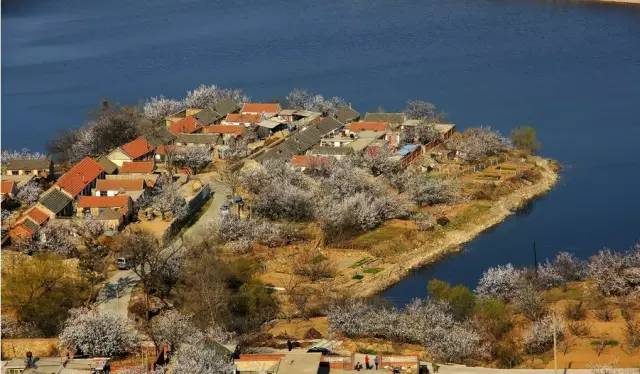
513, 284, 546, 321
59, 307, 138, 357
404, 100, 444, 121
184, 84, 247, 109
401, 122, 440, 145
448, 127, 510, 163
151, 310, 199, 350
138, 176, 188, 220
171, 339, 234, 374
285, 89, 346, 115
143, 96, 185, 122
408, 174, 458, 206
16, 181, 42, 205
173, 146, 211, 174
588, 249, 636, 296
475, 264, 523, 300
1, 148, 47, 161
522, 315, 564, 354
537, 251, 586, 289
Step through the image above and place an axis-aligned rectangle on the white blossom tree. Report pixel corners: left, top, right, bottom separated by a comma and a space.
404, 100, 444, 121
1, 148, 47, 161
59, 307, 139, 357
475, 264, 523, 300
173, 146, 211, 174
285, 89, 346, 115
138, 176, 188, 220
150, 310, 199, 350
16, 181, 42, 205
184, 84, 247, 109
448, 127, 510, 163
408, 174, 458, 206
171, 339, 234, 374
522, 315, 564, 354
588, 249, 637, 296
143, 96, 185, 122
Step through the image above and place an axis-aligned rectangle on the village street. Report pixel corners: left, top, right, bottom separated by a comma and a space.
94, 173, 230, 321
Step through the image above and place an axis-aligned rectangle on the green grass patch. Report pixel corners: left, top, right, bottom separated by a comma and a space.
352, 274, 364, 280
350, 257, 373, 269
363, 267, 383, 274
590, 339, 619, 347
350, 224, 413, 248
446, 202, 492, 230
356, 347, 377, 354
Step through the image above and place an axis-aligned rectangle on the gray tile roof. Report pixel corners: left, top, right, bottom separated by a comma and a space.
96, 156, 118, 174
309, 146, 354, 156
364, 112, 406, 124
39, 188, 73, 215
214, 100, 241, 116
175, 133, 221, 144
4, 159, 52, 170
145, 126, 176, 146
335, 107, 360, 124
23, 218, 40, 233
195, 109, 223, 125
256, 116, 344, 162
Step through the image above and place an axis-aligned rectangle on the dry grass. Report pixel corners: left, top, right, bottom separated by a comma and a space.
1, 338, 61, 359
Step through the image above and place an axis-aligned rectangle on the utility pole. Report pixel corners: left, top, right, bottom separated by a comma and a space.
553, 312, 558, 374
533, 240, 538, 276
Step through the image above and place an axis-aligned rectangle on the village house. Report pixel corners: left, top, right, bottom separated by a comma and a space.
213, 99, 242, 117
194, 108, 224, 125
36, 188, 74, 219
240, 103, 281, 119
77, 195, 132, 230
1, 356, 110, 374
167, 116, 202, 136
395, 143, 423, 168
309, 145, 354, 160
106, 136, 155, 167
164, 108, 203, 128
3, 158, 54, 179
346, 121, 388, 134
277, 109, 322, 127
55, 157, 105, 199
0, 180, 18, 201
256, 116, 344, 163
364, 112, 407, 128
334, 106, 360, 124
401, 120, 457, 142
256, 118, 288, 139
94, 179, 146, 201
96, 155, 119, 175
291, 154, 331, 172
222, 113, 262, 127
174, 133, 221, 148
119, 160, 155, 175
202, 125, 245, 141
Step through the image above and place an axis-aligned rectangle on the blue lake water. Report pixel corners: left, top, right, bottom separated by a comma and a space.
3, 0, 640, 306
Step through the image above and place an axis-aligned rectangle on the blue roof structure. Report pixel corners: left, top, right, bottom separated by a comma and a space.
397, 144, 419, 156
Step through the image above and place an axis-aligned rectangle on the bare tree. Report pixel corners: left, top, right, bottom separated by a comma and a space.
112, 229, 182, 317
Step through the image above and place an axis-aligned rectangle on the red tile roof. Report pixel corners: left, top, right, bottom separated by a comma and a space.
203, 125, 245, 136
291, 155, 331, 169
155, 144, 175, 155
55, 157, 104, 197
120, 161, 155, 174
348, 121, 388, 132
224, 113, 262, 124
24, 207, 49, 225
77, 195, 130, 209
168, 116, 201, 135
96, 179, 145, 191
9, 223, 34, 240
120, 136, 155, 159
241, 103, 281, 114
1, 180, 16, 195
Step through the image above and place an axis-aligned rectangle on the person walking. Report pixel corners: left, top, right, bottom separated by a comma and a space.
286, 339, 293, 352
365, 355, 370, 369
374, 355, 379, 370
432, 362, 439, 373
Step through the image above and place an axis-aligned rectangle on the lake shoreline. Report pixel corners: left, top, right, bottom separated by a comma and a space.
343, 156, 560, 299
